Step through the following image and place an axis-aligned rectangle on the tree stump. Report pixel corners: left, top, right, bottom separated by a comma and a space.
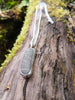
0, 10, 75, 100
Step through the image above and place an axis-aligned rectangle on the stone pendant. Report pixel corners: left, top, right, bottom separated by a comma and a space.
20, 48, 35, 78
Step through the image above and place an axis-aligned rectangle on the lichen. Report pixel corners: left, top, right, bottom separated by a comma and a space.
0, 0, 40, 72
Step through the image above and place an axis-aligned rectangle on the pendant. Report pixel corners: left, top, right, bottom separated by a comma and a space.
20, 48, 35, 78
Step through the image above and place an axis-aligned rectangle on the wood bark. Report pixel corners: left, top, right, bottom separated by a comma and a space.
0, 11, 75, 100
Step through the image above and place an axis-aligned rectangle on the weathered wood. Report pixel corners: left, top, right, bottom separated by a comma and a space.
0, 10, 75, 100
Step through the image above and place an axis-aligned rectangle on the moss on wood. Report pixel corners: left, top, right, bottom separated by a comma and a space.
0, 0, 75, 72
0, 0, 40, 72
46, 0, 69, 19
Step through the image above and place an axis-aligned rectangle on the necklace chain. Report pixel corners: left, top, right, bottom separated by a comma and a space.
30, 2, 54, 48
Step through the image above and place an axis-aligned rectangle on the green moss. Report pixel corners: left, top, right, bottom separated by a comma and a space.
67, 28, 75, 43
73, 84, 75, 87
63, 19, 68, 23
0, 0, 40, 72
73, 59, 75, 64
46, 0, 69, 19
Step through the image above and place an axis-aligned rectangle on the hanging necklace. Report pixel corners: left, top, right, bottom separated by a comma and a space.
20, 2, 54, 78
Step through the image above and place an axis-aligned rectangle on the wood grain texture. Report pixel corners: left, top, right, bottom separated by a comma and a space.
0, 10, 75, 100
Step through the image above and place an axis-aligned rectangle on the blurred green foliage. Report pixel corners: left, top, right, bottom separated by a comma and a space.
0, 0, 29, 10
18, 0, 29, 9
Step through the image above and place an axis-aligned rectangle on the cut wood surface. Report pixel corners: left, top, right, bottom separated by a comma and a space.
0, 10, 75, 100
